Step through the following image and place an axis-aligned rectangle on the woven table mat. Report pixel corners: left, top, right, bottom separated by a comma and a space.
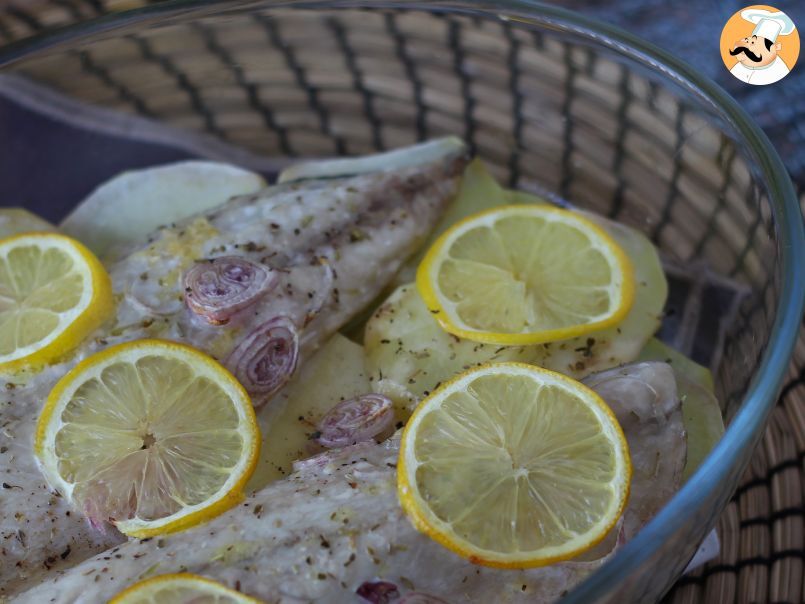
0, 1, 803, 603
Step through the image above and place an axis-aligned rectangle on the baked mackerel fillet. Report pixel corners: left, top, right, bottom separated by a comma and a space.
15, 362, 685, 603
0, 139, 467, 598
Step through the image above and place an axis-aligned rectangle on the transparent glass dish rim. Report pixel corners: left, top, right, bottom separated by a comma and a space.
0, 1, 802, 600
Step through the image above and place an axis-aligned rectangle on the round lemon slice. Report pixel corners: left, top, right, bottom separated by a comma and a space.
398, 362, 631, 568
110, 573, 262, 604
35, 339, 260, 538
416, 205, 635, 345
0, 232, 113, 373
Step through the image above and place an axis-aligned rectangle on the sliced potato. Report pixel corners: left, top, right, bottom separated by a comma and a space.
61, 161, 265, 260
431, 158, 525, 235
247, 334, 371, 490
638, 338, 724, 480
0, 208, 55, 238
346, 160, 510, 338
395, 159, 524, 285
366, 213, 666, 402
392, 158, 665, 380
550, 209, 668, 377
365, 284, 535, 406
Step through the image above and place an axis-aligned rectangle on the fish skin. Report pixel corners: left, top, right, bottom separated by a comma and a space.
582, 362, 686, 539
0, 150, 466, 598
14, 362, 685, 603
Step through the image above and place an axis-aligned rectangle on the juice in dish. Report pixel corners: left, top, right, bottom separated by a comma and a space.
0, 138, 723, 603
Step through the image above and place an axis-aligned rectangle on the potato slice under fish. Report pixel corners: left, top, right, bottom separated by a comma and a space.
364, 209, 666, 402
0, 207, 55, 238
248, 333, 372, 489
61, 161, 265, 260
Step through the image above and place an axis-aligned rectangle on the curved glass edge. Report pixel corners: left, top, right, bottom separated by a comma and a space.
0, 0, 802, 599
0, 2, 182, 66
489, 2, 805, 601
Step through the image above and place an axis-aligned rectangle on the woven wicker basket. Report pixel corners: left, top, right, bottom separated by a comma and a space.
0, 2, 803, 602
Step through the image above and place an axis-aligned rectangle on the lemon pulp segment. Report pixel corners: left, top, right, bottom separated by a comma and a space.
417, 205, 634, 345
398, 363, 631, 567
35, 340, 260, 537
0, 233, 113, 372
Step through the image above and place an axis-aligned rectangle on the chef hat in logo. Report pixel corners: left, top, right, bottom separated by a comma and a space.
741, 8, 796, 42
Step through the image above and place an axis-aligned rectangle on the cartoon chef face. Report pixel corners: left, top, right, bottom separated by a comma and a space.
730, 34, 781, 68
722, 7, 797, 85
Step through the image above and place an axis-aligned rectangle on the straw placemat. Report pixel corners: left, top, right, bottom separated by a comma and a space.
0, 1, 803, 603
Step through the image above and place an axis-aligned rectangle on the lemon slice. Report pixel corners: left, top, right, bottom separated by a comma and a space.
0, 232, 113, 373
416, 205, 635, 345
35, 339, 260, 538
110, 573, 262, 604
398, 362, 631, 568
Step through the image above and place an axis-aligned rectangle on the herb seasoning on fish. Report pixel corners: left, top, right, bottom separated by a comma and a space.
0, 141, 466, 596
16, 362, 685, 604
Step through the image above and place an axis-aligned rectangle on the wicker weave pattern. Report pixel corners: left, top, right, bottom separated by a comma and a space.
1, 2, 803, 603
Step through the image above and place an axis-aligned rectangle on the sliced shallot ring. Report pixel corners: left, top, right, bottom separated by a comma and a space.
356, 581, 400, 604
227, 316, 299, 404
184, 256, 276, 325
317, 393, 394, 448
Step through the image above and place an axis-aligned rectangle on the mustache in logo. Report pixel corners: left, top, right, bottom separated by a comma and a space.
730, 46, 763, 62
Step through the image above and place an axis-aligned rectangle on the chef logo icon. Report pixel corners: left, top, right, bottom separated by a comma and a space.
720, 5, 799, 85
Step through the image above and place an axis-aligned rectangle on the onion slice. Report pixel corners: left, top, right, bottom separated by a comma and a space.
227, 316, 299, 404
356, 581, 400, 604
184, 256, 275, 325
317, 393, 393, 448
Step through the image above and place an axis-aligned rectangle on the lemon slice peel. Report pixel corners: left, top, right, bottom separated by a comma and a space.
398, 361, 631, 568
109, 572, 263, 604
35, 339, 260, 538
0, 232, 113, 373
416, 205, 635, 346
